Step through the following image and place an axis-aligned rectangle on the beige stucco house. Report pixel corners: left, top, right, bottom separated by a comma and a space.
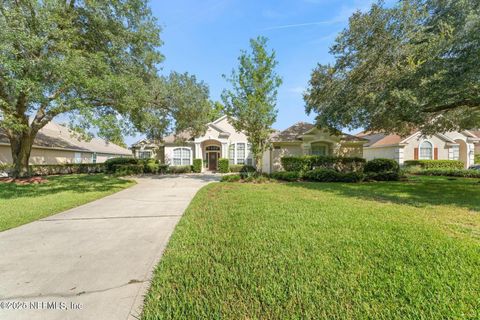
0, 121, 131, 165
131, 116, 366, 173
357, 130, 480, 168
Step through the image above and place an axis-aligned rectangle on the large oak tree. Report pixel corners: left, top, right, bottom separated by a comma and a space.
304, 0, 480, 135
0, 0, 162, 177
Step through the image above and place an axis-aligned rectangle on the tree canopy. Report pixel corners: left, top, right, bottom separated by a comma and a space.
304, 0, 480, 135
0, 0, 164, 176
222, 36, 282, 170
135, 72, 213, 142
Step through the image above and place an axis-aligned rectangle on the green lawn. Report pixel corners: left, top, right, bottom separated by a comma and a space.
0, 174, 134, 232
142, 176, 480, 319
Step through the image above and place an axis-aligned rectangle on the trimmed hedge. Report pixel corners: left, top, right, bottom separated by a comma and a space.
404, 160, 464, 170
229, 164, 256, 173
167, 165, 192, 174
218, 158, 229, 173
415, 168, 480, 178
105, 157, 138, 173
365, 171, 400, 181
221, 174, 241, 182
269, 171, 300, 182
364, 158, 399, 173
475, 154, 480, 164
113, 164, 144, 176
0, 163, 105, 176
304, 168, 364, 182
281, 156, 365, 173
193, 159, 202, 173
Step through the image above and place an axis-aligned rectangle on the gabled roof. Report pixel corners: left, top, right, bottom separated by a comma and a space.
271, 122, 315, 142
271, 122, 365, 143
0, 121, 131, 155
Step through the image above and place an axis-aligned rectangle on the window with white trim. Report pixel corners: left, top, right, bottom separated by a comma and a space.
173, 148, 191, 165
246, 144, 253, 165
311, 142, 328, 156
419, 141, 433, 160
229, 144, 235, 165
138, 151, 152, 159
236, 143, 245, 164
92, 153, 97, 164
74, 152, 82, 164
451, 145, 459, 160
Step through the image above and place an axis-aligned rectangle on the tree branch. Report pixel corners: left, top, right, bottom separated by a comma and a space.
422, 99, 480, 113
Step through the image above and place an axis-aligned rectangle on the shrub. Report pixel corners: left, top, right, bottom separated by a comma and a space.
221, 174, 241, 182
144, 162, 160, 174
218, 158, 229, 173
167, 165, 192, 174
29, 163, 105, 176
270, 171, 300, 182
365, 171, 400, 181
281, 156, 365, 173
105, 157, 137, 173
475, 154, 480, 164
304, 168, 364, 182
404, 160, 464, 170
364, 159, 399, 173
229, 164, 256, 173
415, 168, 480, 178
193, 159, 202, 173
158, 164, 169, 174
113, 164, 144, 176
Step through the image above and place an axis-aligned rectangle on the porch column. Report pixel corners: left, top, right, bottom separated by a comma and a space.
194, 142, 201, 159
221, 142, 228, 158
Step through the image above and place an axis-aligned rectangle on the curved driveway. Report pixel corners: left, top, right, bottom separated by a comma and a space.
0, 175, 218, 320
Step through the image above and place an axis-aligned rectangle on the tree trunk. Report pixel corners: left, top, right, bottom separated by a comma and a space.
255, 154, 263, 174
9, 131, 35, 178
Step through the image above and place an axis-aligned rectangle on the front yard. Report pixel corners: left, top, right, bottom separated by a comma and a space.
0, 174, 134, 232
143, 176, 480, 319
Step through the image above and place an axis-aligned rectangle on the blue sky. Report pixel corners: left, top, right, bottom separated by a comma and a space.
126, 0, 379, 145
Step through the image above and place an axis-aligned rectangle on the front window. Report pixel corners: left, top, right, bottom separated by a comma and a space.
451, 145, 459, 160
419, 141, 433, 160
311, 143, 327, 156
236, 143, 245, 164
173, 148, 191, 165
92, 153, 97, 164
74, 152, 82, 164
138, 151, 152, 159
229, 144, 235, 165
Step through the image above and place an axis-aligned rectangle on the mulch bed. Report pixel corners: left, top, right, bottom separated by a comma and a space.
0, 176, 49, 185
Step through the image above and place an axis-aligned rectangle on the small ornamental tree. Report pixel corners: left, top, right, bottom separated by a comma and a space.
222, 36, 282, 172
0, 1, 163, 177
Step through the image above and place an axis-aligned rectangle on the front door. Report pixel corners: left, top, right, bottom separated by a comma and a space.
208, 152, 218, 171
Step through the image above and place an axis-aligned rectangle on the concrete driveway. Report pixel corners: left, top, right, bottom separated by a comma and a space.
0, 174, 218, 320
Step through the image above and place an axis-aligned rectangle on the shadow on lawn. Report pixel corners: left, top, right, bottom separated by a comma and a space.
285, 176, 480, 211
0, 174, 132, 200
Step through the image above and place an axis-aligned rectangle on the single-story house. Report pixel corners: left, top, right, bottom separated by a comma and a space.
0, 121, 131, 165
356, 130, 480, 168
131, 116, 367, 173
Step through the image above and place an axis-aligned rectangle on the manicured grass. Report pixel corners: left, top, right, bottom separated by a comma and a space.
143, 176, 480, 319
0, 174, 134, 232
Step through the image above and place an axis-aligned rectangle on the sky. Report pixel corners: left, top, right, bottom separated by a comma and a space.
125, 0, 381, 145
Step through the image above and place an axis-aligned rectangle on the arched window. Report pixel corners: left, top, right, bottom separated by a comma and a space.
206, 145, 220, 151
419, 141, 433, 160
311, 142, 328, 156
173, 148, 191, 165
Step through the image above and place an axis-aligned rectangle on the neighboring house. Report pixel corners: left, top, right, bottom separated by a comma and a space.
357, 130, 480, 168
0, 121, 131, 165
131, 116, 367, 173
